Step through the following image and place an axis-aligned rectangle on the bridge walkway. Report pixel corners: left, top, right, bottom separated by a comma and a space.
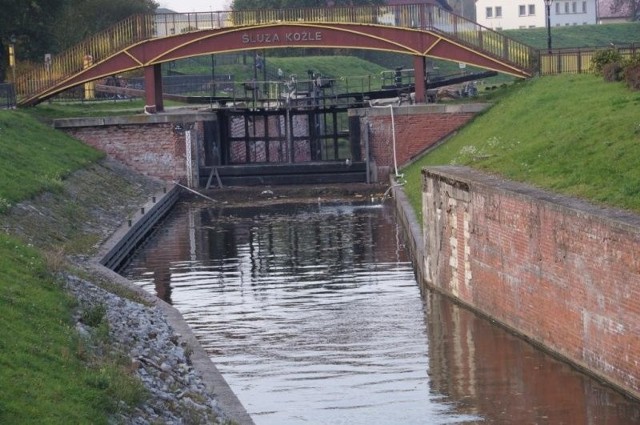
15, 3, 537, 108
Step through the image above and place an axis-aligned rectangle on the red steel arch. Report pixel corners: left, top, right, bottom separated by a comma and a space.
30, 23, 532, 111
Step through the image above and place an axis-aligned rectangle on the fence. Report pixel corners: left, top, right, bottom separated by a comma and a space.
540, 43, 639, 75
0, 83, 16, 109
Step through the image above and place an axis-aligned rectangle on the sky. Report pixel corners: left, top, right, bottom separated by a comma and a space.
157, 0, 232, 13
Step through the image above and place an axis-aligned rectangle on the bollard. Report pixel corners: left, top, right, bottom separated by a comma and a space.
141, 207, 145, 215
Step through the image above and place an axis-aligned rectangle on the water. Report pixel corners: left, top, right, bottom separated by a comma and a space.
121, 200, 640, 425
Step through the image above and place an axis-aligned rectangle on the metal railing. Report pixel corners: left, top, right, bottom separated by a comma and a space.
16, 14, 155, 105
540, 43, 639, 75
0, 83, 17, 109
16, 4, 536, 105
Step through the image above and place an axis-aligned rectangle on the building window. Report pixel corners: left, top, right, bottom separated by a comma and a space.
556, 2, 561, 14
495, 6, 502, 17
572, 2, 577, 13
486, 7, 493, 18
519, 5, 526, 16
582, 1, 587, 12
565, 2, 570, 13
529, 4, 536, 15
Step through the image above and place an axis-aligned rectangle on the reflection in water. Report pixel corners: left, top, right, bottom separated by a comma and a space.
121, 201, 640, 425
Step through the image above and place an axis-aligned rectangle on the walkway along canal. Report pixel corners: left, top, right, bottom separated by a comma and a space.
118, 191, 640, 425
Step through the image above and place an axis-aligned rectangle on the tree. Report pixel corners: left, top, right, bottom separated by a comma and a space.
53, 0, 158, 52
0, 0, 157, 82
610, 0, 640, 21
0, 0, 66, 81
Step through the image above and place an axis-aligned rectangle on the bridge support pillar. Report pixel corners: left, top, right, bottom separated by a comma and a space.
413, 56, 426, 104
144, 64, 164, 114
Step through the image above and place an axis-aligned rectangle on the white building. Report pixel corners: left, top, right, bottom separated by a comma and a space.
475, 0, 597, 30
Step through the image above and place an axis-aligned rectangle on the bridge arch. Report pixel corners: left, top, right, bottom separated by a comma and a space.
19, 7, 536, 110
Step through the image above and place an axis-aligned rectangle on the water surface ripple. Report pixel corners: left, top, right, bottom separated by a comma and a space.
122, 201, 640, 425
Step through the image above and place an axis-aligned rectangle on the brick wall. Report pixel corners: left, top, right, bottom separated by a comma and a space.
55, 114, 215, 184
422, 165, 640, 400
351, 104, 488, 181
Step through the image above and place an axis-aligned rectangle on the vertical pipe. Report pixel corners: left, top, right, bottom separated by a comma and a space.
186, 130, 193, 188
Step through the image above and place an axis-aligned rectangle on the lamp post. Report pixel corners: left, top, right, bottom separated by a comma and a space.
8, 34, 16, 83
544, 0, 553, 53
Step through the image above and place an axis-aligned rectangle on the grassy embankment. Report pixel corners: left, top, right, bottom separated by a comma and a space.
402, 73, 640, 222
174, 54, 389, 87
0, 111, 145, 424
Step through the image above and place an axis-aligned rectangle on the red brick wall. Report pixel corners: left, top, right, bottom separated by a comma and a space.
422, 166, 640, 400
58, 117, 209, 184
353, 104, 487, 181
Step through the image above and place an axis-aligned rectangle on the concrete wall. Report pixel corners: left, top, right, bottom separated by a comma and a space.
421, 165, 640, 400
55, 114, 216, 185
351, 103, 488, 182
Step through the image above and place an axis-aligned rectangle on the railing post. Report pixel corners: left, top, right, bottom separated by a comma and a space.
503, 39, 509, 63
144, 64, 164, 114
418, 3, 425, 29
413, 55, 426, 104
577, 49, 582, 74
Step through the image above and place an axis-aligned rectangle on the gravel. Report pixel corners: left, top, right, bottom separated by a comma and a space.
65, 273, 229, 425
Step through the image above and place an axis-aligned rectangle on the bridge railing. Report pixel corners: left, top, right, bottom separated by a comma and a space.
16, 4, 535, 105
16, 14, 155, 105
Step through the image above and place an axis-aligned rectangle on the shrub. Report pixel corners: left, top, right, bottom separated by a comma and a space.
623, 64, 640, 90
591, 48, 623, 75
603, 61, 624, 82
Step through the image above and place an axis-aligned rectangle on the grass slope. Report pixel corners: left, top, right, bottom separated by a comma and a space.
0, 111, 103, 211
0, 235, 143, 424
0, 111, 142, 423
176, 54, 389, 86
403, 74, 640, 219
504, 22, 640, 49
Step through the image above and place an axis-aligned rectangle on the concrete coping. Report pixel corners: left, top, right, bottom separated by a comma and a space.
423, 165, 640, 235
349, 102, 491, 117
53, 111, 217, 129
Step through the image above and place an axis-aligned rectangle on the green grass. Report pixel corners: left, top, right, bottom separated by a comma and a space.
402, 74, 640, 221
26, 99, 189, 121
0, 111, 103, 211
0, 234, 145, 424
174, 53, 389, 88
0, 111, 146, 423
504, 22, 640, 49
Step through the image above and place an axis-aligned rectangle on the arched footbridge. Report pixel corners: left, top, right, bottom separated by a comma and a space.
16, 3, 537, 111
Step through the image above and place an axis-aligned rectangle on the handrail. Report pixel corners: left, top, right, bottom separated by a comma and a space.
16, 4, 535, 105
16, 14, 155, 104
